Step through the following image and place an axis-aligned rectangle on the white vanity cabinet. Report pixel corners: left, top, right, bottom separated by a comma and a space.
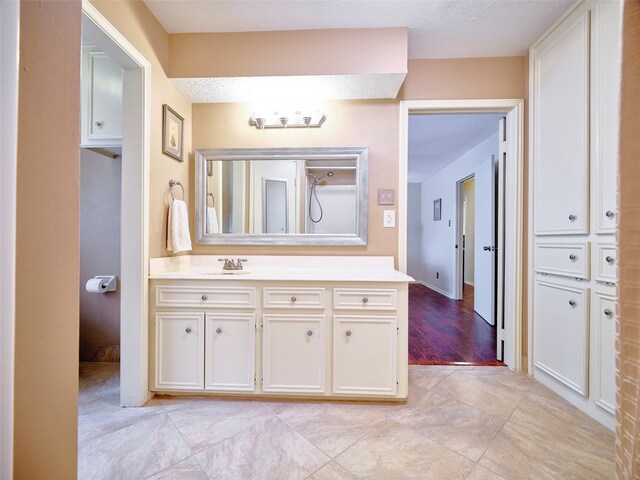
148, 257, 410, 401
81, 44, 123, 148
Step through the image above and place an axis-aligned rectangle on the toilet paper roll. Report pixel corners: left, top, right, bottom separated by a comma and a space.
85, 278, 108, 293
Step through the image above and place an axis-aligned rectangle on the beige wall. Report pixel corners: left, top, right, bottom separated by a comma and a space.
617, 1, 640, 477
14, 1, 81, 478
79, 149, 121, 362
169, 27, 408, 78
90, 0, 193, 259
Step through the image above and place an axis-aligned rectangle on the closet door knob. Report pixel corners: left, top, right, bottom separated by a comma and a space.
569, 300, 576, 307
307, 330, 313, 336
346, 330, 352, 336
95, 121, 103, 128
606, 210, 615, 219
604, 309, 612, 316
291, 296, 297, 303
568, 214, 577, 222
216, 328, 222, 334
606, 256, 615, 264
362, 297, 369, 304
569, 254, 577, 261
201, 295, 208, 301
185, 327, 192, 334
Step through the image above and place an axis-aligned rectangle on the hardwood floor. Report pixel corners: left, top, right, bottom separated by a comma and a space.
409, 283, 503, 365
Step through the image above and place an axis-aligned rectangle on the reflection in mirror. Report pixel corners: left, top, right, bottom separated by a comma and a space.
196, 148, 367, 246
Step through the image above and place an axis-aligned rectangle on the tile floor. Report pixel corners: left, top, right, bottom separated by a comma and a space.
78, 363, 615, 480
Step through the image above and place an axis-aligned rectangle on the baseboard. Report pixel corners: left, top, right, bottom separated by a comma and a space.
464, 281, 475, 286
415, 281, 456, 300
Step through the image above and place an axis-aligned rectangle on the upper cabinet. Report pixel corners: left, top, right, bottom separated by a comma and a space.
532, 11, 590, 235
81, 44, 123, 148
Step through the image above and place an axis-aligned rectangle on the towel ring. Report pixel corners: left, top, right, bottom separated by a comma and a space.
207, 193, 215, 208
169, 179, 184, 201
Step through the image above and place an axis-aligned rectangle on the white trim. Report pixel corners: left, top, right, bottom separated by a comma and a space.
413, 281, 456, 300
399, 99, 525, 371
464, 281, 475, 287
0, 1, 20, 476
82, 1, 151, 406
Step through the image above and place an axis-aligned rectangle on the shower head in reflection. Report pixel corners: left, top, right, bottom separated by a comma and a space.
307, 170, 334, 224
307, 170, 334, 183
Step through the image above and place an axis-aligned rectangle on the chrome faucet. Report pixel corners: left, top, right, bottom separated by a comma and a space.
218, 258, 248, 270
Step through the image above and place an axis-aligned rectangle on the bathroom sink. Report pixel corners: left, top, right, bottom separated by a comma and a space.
201, 270, 251, 276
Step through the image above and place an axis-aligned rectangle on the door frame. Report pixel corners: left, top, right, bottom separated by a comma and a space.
82, 1, 152, 406
398, 99, 525, 370
455, 174, 476, 301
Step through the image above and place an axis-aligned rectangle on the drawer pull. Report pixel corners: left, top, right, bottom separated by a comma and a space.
569, 300, 576, 307
346, 330, 352, 336
201, 295, 208, 301
291, 296, 297, 303
606, 210, 615, 219
606, 256, 615, 264
569, 254, 577, 261
95, 121, 103, 128
185, 327, 192, 334
568, 214, 576, 222
604, 309, 612, 316
215, 327, 222, 334
362, 297, 369, 304
307, 330, 313, 336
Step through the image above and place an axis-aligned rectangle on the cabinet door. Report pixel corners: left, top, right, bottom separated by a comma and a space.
593, 292, 616, 414
155, 313, 204, 390
533, 11, 590, 235
83, 49, 123, 144
205, 313, 255, 392
262, 314, 325, 393
333, 315, 397, 395
534, 280, 589, 396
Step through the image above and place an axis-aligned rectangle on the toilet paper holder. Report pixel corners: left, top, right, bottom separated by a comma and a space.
89, 275, 118, 293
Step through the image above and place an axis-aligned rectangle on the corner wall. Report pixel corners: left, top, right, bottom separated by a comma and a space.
14, 2, 81, 478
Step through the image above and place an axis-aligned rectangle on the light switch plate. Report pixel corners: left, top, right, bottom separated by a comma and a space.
383, 209, 396, 228
378, 188, 395, 205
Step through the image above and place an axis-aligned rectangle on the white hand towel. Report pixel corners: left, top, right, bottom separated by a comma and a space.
167, 199, 192, 253
207, 207, 219, 234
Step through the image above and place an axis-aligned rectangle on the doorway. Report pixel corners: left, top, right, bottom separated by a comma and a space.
81, 3, 151, 407
400, 100, 525, 370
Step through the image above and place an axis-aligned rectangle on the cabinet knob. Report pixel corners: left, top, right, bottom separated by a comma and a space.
606, 210, 615, 219
185, 327, 192, 333
346, 330, 352, 336
362, 297, 369, 304
291, 296, 297, 303
568, 214, 577, 222
307, 330, 313, 336
569, 254, 577, 261
216, 327, 222, 334
569, 300, 576, 307
95, 121, 103, 128
201, 295, 208, 301
606, 256, 615, 264
604, 309, 613, 316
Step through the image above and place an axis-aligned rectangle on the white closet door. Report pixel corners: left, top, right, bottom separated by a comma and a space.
474, 155, 496, 325
533, 11, 590, 235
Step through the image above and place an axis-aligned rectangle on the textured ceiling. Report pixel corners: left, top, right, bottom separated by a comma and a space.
145, 0, 575, 59
408, 113, 503, 183
171, 73, 406, 103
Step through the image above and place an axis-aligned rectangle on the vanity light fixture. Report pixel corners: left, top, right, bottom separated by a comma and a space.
249, 110, 325, 129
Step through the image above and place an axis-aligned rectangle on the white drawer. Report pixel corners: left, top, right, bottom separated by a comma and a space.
594, 244, 617, 284
156, 285, 256, 309
535, 243, 590, 279
263, 287, 325, 309
333, 288, 397, 311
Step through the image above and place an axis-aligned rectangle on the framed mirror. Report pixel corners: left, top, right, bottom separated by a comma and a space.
195, 147, 368, 245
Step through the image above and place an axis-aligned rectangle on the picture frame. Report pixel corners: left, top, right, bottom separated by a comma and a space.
433, 198, 442, 221
162, 104, 184, 162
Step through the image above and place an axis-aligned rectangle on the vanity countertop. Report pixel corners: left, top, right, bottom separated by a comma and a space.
149, 255, 414, 283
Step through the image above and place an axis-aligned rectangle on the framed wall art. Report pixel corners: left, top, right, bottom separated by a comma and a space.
162, 104, 184, 162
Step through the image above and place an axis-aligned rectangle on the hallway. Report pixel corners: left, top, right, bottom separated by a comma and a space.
409, 283, 501, 365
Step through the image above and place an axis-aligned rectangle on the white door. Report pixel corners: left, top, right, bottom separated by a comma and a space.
496, 117, 506, 360
262, 314, 325, 393
155, 313, 204, 391
474, 155, 496, 325
263, 178, 288, 233
333, 315, 397, 395
205, 313, 255, 392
